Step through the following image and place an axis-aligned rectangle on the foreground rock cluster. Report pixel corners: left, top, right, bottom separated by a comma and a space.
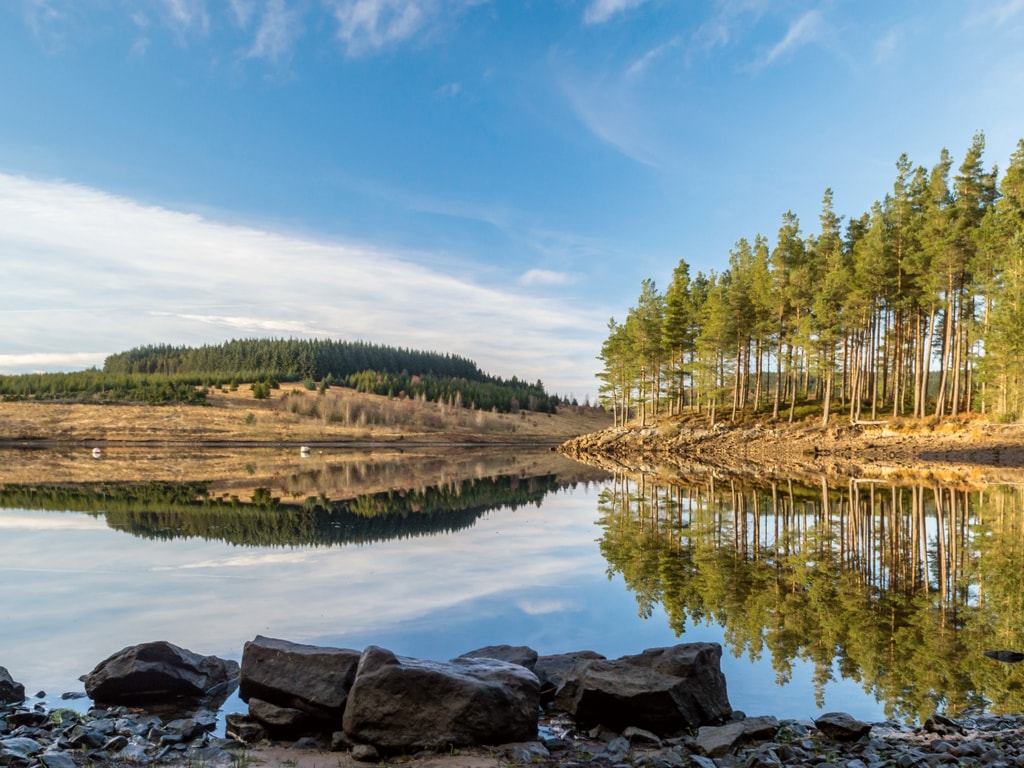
230, 636, 731, 756
6, 641, 1024, 767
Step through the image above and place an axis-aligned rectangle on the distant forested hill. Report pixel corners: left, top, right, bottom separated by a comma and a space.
1, 337, 558, 413
102, 338, 482, 381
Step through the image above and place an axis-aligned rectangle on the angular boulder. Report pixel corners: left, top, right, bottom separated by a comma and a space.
247, 697, 317, 739
534, 651, 606, 703
342, 645, 540, 750
240, 635, 360, 725
554, 643, 731, 735
82, 641, 239, 706
814, 712, 871, 741
695, 716, 780, 757
1, 666, 26, 704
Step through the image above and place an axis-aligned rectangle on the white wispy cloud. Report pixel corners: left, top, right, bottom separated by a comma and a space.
436, 81, 462, 98
582, 0, 651, 26
873, 27, 900, 64
626, 36, 679, 77
760, 8, 827, 67
327, 0, 429, 56
245, 0, 302, 61
160, 0, 210, 35
0, 173, 605, 395
691, 0, 770, 53
968, 0, 1024, 26
518, 269, 576, 287
20, 0, 83, 52
229, 0, 257, 28
323, 0, 489, 56
561, 74, 660, 167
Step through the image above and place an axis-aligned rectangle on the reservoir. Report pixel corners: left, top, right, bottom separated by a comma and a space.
2, 445, 1021, 724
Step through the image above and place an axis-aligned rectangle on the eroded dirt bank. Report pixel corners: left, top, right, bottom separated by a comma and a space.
558, 418, 1024, 487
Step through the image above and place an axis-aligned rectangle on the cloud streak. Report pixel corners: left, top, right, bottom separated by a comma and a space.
245, 0, 302, 61
762, 9, 826, 65
561, 74, 661, 167
0, 173, 605, 395
583, 0, 651, 26
327, 0, 425, 56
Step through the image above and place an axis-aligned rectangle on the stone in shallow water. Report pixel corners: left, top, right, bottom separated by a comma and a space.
81, 640, 239, 706
815, 711, 872, 742
0, 667, 26, 705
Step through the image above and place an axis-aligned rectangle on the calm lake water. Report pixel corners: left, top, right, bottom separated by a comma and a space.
3, 445, 1024, 726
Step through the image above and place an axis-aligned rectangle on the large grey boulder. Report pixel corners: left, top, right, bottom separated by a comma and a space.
534, 651, 606, 703
81, 641, 238, 706
554, 643, 731, 735
240, 635, 360, 725
0, 666, 25, 704
342, 645, 540, 750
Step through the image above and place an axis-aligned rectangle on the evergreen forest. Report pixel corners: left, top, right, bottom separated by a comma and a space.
599, 134, 1024, 425
0, 337, 557, 413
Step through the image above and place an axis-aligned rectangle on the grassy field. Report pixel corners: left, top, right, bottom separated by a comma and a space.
0, 382, 612, 444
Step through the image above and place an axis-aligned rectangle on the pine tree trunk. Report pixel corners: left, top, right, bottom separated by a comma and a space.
822, 365, 833, 427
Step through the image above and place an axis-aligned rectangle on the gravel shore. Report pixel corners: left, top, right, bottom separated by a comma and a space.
6, 696, 1024, 768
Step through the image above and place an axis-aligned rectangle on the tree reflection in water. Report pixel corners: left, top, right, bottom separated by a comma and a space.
597, 472, 1024, 722
0, 473, 572, 548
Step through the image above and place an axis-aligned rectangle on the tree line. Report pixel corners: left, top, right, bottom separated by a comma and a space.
600, 133, 1024, 425
344, 370, 555, 414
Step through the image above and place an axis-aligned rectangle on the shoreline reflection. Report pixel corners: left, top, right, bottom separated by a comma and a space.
598, 471, 1024, 721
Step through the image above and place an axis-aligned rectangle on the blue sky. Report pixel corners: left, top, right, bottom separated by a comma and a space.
2, 1, 1023, 399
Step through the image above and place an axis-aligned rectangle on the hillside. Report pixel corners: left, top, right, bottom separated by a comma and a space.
0, 382, 611, 445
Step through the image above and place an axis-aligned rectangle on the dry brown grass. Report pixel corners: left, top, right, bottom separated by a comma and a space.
0, 383, 612, 445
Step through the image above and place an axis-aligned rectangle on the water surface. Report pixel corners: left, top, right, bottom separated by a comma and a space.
3, 446, 1023, 725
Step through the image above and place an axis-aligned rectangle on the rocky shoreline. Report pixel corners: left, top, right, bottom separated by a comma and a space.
558, 418, 1024, 486
7, 639, 1024, 767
